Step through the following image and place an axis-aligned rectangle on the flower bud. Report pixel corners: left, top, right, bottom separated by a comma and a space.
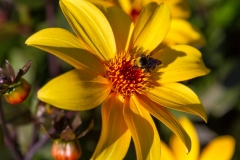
51, 139, 82, 160
3, 78, 31, 104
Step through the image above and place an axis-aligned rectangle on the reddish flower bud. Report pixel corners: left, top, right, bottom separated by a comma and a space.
3, 78, 31, 104
51, 139, 82, 160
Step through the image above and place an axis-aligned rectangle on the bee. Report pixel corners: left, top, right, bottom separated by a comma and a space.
134, 54, 162, 72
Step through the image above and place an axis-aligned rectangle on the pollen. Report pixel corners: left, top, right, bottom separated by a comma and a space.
105, 52, 152, 96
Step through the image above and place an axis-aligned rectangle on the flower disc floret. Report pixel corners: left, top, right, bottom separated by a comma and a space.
105, 52, 151, 96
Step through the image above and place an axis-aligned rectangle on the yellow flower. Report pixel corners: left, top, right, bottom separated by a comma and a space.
161, 117, 236, 160
91, 0, 206, 47
26, 0, 209, 159
108, 0, 190, 18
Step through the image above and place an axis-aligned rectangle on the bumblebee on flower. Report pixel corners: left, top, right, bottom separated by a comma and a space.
26, 0, 209, 159
133, 54, 162, 72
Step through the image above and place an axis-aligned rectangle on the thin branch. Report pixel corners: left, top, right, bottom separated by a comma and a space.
0, 97, 23, 160
46, 0, 60, 78
29, 119, 39, 149
24, 134, 49, 160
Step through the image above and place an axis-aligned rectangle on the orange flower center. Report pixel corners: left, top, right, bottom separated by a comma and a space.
105, 52, 151, 96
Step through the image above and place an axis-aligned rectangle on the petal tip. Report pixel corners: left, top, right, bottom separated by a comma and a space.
25, 37, 31, 45
37, 88, 46, 102
205, 68, 211, 75
200, 112, 208, 123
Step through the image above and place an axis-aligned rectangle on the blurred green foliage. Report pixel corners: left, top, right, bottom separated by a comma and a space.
0, 0, 240, 159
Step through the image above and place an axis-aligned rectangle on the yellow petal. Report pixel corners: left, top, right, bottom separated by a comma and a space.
133, 94, 191, 153
111, 0, 132, 14
130, 2, 171, 53
60, 0, 116, 61
87, 0, 113, 7
146, 83, 207, 122
199, 135, 235, 160
170, 117, 200, 160
96, 5, 132, 52
125, 22, 135, 52
38, 69, 111, 110
160, 141, 176, 160
152, 45, 210, 83
160, 0, 191, 19
91, 93, 131, 160
25, 28, 105, 75
123, 96, 161, 160
164, 19, 206, 47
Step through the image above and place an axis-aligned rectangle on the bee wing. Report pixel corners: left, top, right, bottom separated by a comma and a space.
156, 59, 162, 65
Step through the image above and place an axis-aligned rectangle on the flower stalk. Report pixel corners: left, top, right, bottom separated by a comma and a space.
0, 97, 23, 160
